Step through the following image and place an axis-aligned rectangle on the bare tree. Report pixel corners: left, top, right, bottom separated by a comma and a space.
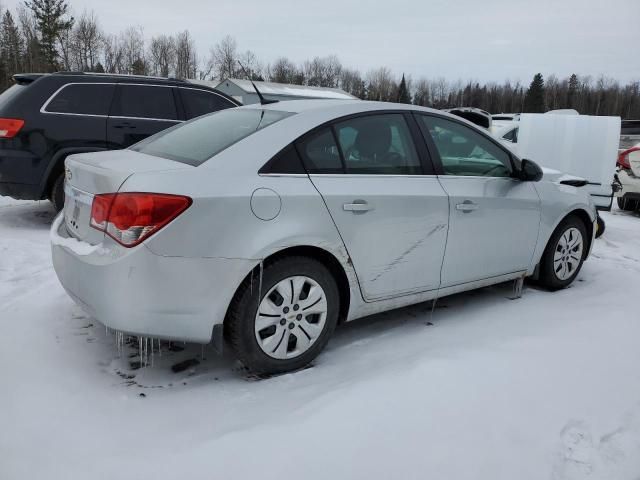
366, 67, 395, 101
209, 34, 238, 80
267, 57, 300, 84
102, 33, 123, 73
149, 34, 175, 77
174, 30, 196, 79
120, 26, 145, 74
73, 10, 102, 71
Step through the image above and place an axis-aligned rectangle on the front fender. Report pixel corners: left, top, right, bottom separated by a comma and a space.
531, 181, 597, 271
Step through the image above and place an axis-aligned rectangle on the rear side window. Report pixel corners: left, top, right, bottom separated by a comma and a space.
296, 128, 343, 174
180, 88, 236, 119
131, 108, 294, 166
259, 145, 306, 174
44, 83, 115, 115
111, 85, 177, 120
334, 114, 422, 175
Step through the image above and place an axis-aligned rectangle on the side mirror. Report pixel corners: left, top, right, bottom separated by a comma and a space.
518, 158, 543, 182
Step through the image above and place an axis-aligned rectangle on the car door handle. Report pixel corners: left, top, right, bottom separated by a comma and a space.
343, 201, 372, 212
455, 201, 479, 212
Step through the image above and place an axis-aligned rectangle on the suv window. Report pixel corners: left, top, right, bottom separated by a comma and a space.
44, 83, 115, 116
0, 84, 27, 109
418, 115, 513, 177
296, 128, 343, 174
334, 114, 422, 174
111, 84, 177, 120
180, 88, 236, 119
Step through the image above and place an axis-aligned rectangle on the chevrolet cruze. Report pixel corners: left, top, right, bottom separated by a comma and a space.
51, 100, 597, 375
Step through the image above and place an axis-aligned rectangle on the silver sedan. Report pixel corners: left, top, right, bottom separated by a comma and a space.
51, 100, 597, 375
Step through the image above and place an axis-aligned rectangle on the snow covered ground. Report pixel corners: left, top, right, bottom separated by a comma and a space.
1, 195, 640, 480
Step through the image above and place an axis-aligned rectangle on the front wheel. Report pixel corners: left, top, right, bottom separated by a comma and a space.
538, 215, 587, 290
226, 256, 339, 376
595, 214, 605, 238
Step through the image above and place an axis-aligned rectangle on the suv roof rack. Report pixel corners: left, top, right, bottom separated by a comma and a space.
52, 71, 188, 83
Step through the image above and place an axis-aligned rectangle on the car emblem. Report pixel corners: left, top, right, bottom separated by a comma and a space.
65, 167, 72, 181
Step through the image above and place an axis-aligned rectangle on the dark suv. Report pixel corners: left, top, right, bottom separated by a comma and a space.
0, 72, 239, 210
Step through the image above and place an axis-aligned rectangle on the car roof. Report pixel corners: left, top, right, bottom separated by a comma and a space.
241, 98, 449, 118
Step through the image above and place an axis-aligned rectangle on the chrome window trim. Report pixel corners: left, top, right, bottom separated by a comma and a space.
40, 82, 184, 122
307, 174, 440, 178
178, 86, 240, 106
258, 173, 308, 178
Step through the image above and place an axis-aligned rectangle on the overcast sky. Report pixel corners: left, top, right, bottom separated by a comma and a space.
2, 0, 638, 83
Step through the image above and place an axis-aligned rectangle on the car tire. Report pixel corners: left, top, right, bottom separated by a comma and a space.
50, 173, 65, 212
538, 215, 588, 291
595, 214, 605, 238
617, 197, 639, 211
226, 256, 339, 376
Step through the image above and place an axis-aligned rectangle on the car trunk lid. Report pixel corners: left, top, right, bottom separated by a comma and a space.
63, 150, 189, 243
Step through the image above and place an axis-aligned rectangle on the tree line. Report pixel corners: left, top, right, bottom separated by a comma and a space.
1, 0, 639, 118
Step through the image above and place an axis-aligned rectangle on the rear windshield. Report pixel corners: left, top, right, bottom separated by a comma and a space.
131, 108, 294, 166
0, 84, 26, 109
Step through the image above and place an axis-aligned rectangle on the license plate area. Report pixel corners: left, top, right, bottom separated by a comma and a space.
64, 182, 94, 239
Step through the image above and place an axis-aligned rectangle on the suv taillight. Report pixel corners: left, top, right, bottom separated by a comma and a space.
0, 118, 24, 138
90, 192, 192, 247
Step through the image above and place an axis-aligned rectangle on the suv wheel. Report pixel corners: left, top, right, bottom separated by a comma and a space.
538, 215, 587, 290
50, 173, 65, 212
226, 256, 339, 376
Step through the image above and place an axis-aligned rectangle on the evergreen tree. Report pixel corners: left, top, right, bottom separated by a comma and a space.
524, 73, 546, 112
25, 0, 74, 71
1, 11, 23, 88
130, 58, 146, 75
567, 73, 578, 109
397, 74, 411, 103
93, 62, 105, 73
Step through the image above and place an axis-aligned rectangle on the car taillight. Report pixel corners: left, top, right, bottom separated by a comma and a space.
0, 118, 24, 138
90, 192, 192, 247
618, 147, 640, 170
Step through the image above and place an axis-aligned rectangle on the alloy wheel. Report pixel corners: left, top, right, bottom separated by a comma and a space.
553, 227, 584, 281
254, 276, 328, 359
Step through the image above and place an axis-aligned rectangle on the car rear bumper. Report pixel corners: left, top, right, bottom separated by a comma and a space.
50, 214, 254, 343
616, 169, 640, 196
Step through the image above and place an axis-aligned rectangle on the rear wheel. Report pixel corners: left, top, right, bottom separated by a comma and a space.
538, 215, 587, 290
226, 256, 339, 376
617, 197, 639, 211
50, 173, 65, 212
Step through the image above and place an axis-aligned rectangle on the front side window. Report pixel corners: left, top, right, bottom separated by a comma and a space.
131, 108, 293, 166
418, 115, 513, 177
334, 114, 422, 175
180, 88, 236, 119
44, 83, 115, 116
112, 85, 177, 120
